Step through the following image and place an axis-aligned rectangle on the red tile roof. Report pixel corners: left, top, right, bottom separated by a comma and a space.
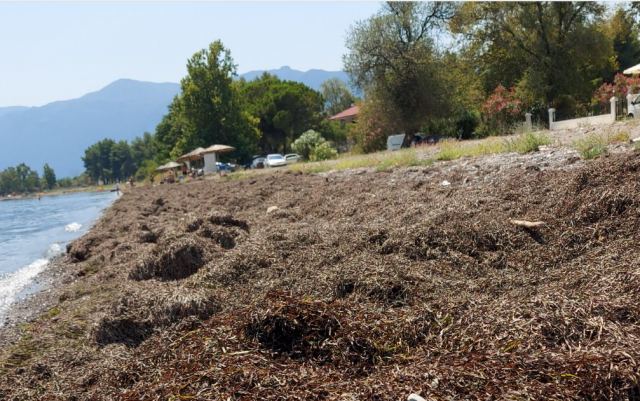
329, 105, 359, 120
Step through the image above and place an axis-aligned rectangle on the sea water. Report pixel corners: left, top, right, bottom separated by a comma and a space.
0, 191, 116, 320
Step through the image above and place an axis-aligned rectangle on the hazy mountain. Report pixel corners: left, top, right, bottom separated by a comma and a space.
0, 79, 180, 177
0, 69, 352, 178
240, 66, 352, 91
0, 106, 29, 118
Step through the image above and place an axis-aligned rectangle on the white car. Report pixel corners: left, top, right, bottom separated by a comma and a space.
265, 153, 287, 168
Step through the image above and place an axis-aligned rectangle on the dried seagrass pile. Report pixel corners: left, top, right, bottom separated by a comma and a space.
1, 150, 639, 400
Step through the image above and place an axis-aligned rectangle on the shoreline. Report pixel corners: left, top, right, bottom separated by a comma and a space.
0, 190, 119, 347
0, 256, 77, 346
0, 185, 118, 202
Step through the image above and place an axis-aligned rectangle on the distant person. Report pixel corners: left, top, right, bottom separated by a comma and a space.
115, 183, 120, 195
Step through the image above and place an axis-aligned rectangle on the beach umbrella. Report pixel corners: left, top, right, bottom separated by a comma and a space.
623, 63, 640, 75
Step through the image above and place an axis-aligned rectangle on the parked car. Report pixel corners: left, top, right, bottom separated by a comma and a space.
250, 157, 266, 169
216, 162, 237, 172
265, 153, 287, 168
284, 153, 301, 164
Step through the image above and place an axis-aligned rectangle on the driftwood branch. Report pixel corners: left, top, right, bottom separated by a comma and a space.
509, 219, 545, 228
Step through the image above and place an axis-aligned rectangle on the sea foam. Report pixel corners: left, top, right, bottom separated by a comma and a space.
65, 222, 82, 232
0, 258, 49, 319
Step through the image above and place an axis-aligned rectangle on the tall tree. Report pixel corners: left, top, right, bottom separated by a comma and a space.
344, 1, 455, 138
608, 8, 640, 73
0, 167, 19, 195
167, 40, 260, 161
238, 73, 323, 153
451, 2, 614, 113
15, 163, 40, 193
82, 139, 116, 183
42, 163, 56, 190
110, 140, 134, 181
320, 78, 356, 116
131, 132, 159, 167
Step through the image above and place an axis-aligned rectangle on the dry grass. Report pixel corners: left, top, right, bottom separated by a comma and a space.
572, 130, 631, 160
436, 132, 551, 161
283, 148, 430, 174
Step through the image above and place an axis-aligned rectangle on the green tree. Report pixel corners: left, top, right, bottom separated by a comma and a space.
167, 40, 260, 161
110, 140, 134, 181
82, 139, 116, 183
608, 8, 640, 73
0, 167, 19, 195
345, 1, 455, 139
42, 163, 56, 190
320, 78, 355, 116
15, 163, 40, 193
451, 2, 614, 117
238, 73, 323, 153
131, 132, 159, 167
154, 99, 188, 161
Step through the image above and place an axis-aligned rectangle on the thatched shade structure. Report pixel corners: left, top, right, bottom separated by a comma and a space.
201, 144, 235, 154
176, 147, 205, 163
201, 144, 236, 173
155, 161, 182, 172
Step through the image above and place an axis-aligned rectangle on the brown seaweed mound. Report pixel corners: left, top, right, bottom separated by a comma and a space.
2, 151, 640, 401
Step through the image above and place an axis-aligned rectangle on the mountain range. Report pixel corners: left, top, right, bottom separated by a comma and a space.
0, 67, 349, 177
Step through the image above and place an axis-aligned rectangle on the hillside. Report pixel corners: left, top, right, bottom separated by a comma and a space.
240, 66, 351, 91
0, 80, 180, 178
1, 140, 639, 400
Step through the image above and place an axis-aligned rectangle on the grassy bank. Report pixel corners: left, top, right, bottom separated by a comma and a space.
288, 147, 431, 174
233, 131, 552, 178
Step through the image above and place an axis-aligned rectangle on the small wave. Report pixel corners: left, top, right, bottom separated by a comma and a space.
0, 258, 49, 318
46, 243, 64, 259
65, 222, 82, 232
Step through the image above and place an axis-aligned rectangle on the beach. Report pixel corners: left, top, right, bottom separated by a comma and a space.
1, 146, 639, 400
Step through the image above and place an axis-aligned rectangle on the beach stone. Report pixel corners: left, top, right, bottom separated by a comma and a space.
266, 206, 279, 214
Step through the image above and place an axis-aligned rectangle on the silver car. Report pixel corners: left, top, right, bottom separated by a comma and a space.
265, 154, 287, 167
284, 153, 301, 164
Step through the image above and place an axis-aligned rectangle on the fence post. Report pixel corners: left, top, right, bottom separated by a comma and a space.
525, 113, 532, 132
610, 97, 617, 122
548, 108, 555, 130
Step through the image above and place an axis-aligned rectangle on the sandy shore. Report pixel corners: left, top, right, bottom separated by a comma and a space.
0, 257, 78, 346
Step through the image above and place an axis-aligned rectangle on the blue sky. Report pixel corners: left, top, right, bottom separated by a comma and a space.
0, 1, 381, 107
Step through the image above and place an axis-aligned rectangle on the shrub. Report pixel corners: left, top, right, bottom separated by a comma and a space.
292, 130, 338, 161
504, 132, 551, 154
480, 85, 523, 136
420, 111, 480, 140
573, 134, 608, 160
310, 141, 338, 161
592, 73, 640, 107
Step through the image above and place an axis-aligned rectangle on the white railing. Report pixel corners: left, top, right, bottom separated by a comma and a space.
548, 97, 616, 130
